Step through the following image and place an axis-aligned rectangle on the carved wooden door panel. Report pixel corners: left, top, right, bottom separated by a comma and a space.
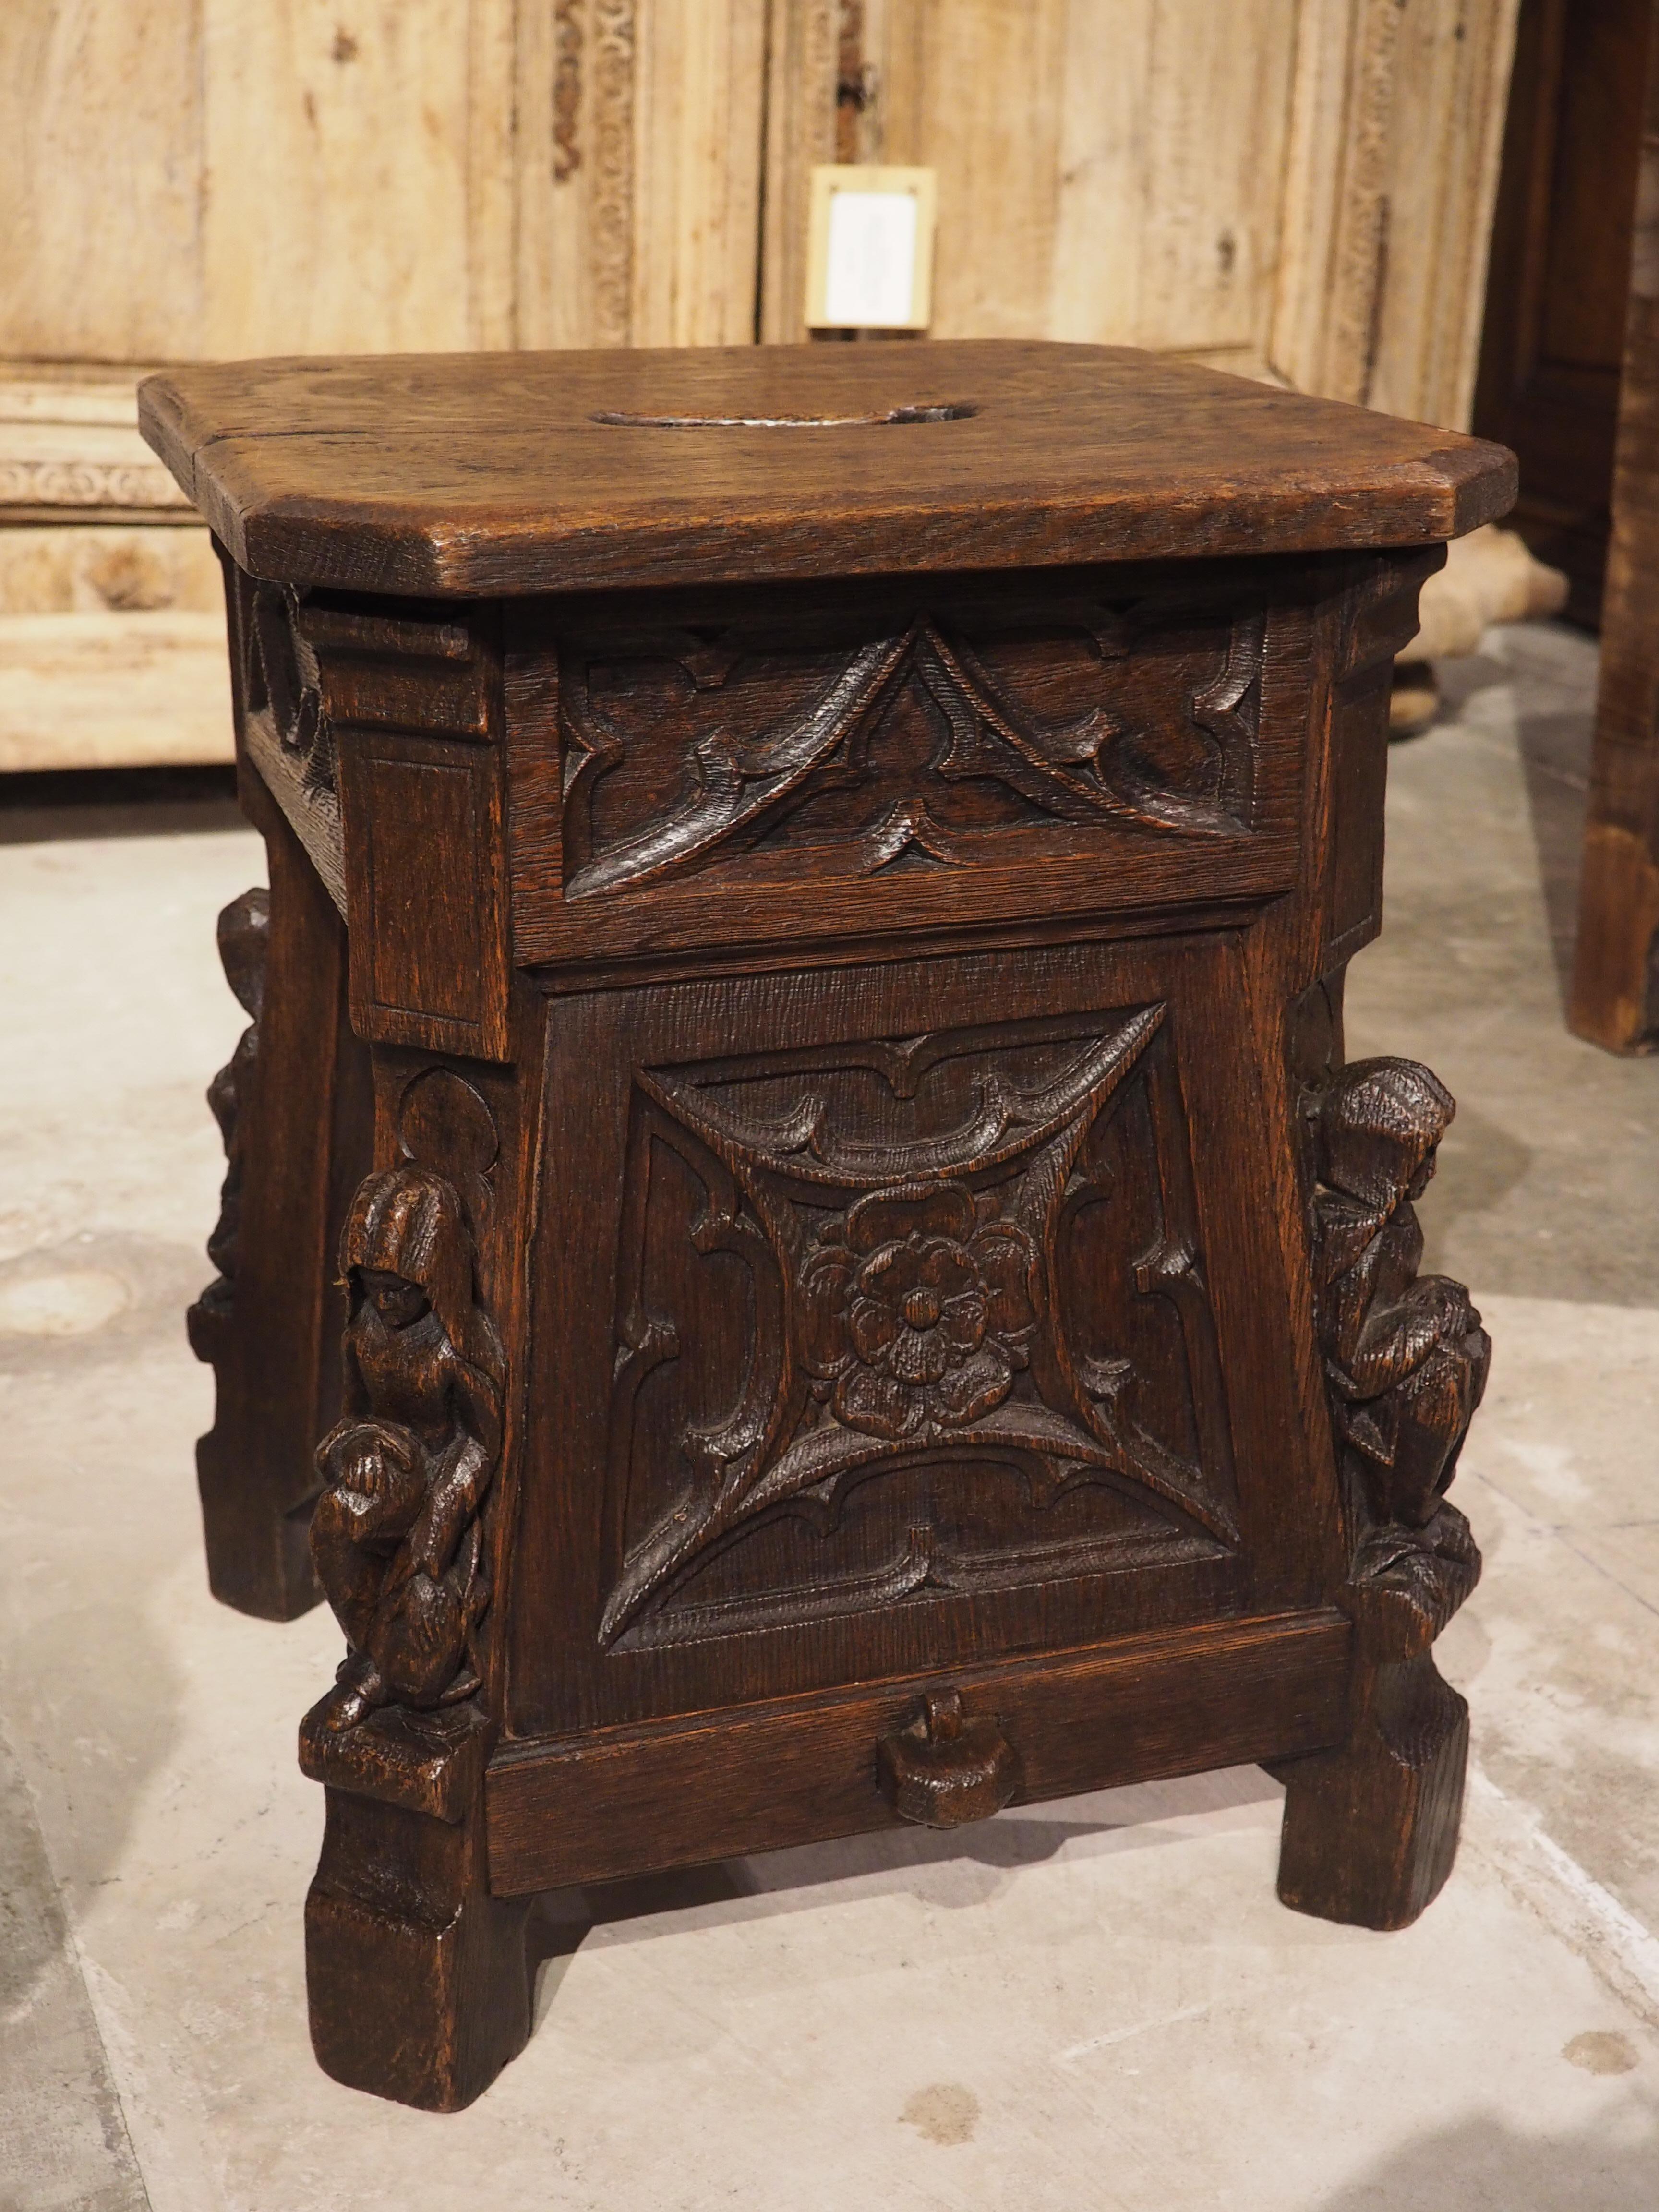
508, 930, 1327, 1737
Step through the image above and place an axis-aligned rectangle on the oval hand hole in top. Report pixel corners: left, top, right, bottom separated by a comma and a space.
589, 402, 978, 429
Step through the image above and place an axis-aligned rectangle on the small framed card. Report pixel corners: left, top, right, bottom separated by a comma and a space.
805, 166, 937, 332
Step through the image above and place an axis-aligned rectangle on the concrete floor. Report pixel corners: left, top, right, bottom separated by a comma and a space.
3, 622, 1658, 2210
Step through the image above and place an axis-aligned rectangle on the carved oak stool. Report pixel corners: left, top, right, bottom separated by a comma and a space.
142, 344, 1514, 2110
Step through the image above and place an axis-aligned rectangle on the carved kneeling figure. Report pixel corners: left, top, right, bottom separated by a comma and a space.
1313, 1058, 1491, 1536
311, 1167, 504, 1732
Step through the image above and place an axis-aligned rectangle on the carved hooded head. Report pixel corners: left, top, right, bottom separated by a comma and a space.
1316, 1057, 1455, 1217
339, 1165, 503, 1388
216, 887, 270, 1021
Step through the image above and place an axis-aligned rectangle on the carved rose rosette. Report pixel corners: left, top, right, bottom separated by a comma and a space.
798, 1182, 1040, 1440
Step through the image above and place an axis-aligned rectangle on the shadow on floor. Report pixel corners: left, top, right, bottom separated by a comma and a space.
1312, 2105, 1659, 2212
0, 764, 242, 844
525, 1767, 1284, 2022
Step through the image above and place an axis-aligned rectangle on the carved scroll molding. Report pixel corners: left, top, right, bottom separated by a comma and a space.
560, 604, 1266, 899
186, 888, 271, 1366
0, 458, 192, 510
307, 1075, 506, 1743
590, 0, 637, 345
603, 1003, 1240, 1649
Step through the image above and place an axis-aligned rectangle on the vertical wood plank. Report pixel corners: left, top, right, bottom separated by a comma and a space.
879, 0, 1069, 340
1270, 0, 1401, 406
1050, 0, 1156, 347
1112, 0, 1298, 359
1570, 0, 1659, 1052
758, 0, 839, 343
632, 0, 769, 345
1366, 0, 1521, 430
469, 0, 522, 351
0, 0, 205, 362
201, 0, 516, 356
766, 0, 1297, 367
1272, 0, 1520, 427
517, 0, 640, 348
518, 0, 766, 349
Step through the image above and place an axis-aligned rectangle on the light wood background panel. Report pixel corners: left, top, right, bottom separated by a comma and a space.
0, 0, 766, 365
762, 0, 1518, 430
516, 0, 768, 349
1365, 0, 1520, 429
0, 2, 205, 362
1052, 0, 1299, 363
1271, 0, 1521, 427
761, 0, 1303, 358
201, 0, 518, 356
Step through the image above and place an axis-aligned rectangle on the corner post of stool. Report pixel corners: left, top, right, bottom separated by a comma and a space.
1273, 1046, 1489, 1931
295, 975, 543, 2107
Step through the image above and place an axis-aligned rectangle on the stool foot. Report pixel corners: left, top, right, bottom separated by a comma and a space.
1273, 1646, 1469, 1931
306, 1789, 532, 2112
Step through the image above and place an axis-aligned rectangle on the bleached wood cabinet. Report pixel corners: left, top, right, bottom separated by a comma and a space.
0, 0, 1516, 767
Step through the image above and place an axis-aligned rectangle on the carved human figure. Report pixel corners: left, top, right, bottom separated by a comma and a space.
311, 1166, 505, 1731
1313, 1057, 1491, 1530
190, 888, 270, 1336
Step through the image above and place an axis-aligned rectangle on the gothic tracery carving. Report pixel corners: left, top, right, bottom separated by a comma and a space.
602, 1006, 1240, 1647
560, 604, 1265, 899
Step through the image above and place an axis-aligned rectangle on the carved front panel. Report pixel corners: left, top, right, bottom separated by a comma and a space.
604, 1007, 1239, 1652
506, 936, 1335, 1738
506, 568, 1312, 967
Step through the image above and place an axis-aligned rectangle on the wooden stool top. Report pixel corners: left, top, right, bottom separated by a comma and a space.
140, 341, 1515, 599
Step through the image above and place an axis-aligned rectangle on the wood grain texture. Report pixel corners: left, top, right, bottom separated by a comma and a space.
516, 0, 767, 350
504, 559, 1313, 971
0, 2, 204, 363
1569, 0, 1659, 1049
189, 777, 373, 1619
139, 342, 1515, 598
200, 0, 518, 358
1269, 0, 1521, 428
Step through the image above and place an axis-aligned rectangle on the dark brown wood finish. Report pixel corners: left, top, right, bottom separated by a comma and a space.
139, 342, 1514, 599
185, 559, 374, 1620
146, 342, 1512, 2109
1571, 0, 1659, 1051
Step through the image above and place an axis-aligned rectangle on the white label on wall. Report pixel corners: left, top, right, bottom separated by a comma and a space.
823, 192, 920, 329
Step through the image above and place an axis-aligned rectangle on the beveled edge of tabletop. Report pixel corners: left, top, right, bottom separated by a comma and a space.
138, 341, 1519, 601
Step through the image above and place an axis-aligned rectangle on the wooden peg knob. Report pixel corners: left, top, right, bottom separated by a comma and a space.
877, 1687, 1020, 1828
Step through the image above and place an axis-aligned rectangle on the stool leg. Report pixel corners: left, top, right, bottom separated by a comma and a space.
189, 789, 372, 1620
1274, 1647, 1469, 1931
306, 1788, 534, 2111
1273, 1512, 1479, 1930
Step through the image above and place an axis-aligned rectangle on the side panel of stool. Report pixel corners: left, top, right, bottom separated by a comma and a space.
188, 574, 375, 1620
